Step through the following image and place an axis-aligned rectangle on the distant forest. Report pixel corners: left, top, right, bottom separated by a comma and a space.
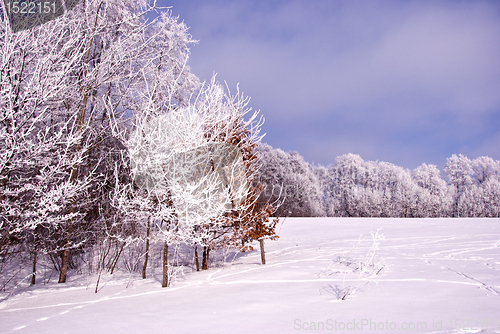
257, 143, 500, 218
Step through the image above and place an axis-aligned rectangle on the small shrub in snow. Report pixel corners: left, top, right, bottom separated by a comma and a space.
319, 230, 385, 300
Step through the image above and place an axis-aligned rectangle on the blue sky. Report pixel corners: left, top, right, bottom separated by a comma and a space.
156, 0, 500, 170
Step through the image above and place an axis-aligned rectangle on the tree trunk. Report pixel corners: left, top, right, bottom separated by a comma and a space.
202, 246, 209, 270
57, 8, 95, 283
31, 244, 37, 285
162, 242, 169, 288
194, 244, 200, 271
95, 262, 102, 294
58, 247, 69, 283
142, 219, 150, 279
259, 239, 266, 265
109, 242, 125, 275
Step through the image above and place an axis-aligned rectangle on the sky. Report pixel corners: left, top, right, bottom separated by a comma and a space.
156, 0, 500, 170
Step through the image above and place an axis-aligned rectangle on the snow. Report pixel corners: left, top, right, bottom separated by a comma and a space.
1, 217, 499, 334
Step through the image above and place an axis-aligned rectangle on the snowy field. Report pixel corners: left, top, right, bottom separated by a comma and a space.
1, 217, 499, 334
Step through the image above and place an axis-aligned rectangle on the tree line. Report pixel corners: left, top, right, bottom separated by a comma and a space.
257, 144, 500, 218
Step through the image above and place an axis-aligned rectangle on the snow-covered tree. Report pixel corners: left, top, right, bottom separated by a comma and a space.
199, 90, 280, 266
1, 0, 202, 285
0, 0, 101, 284
111, 78, 269, 282
311, 164, 334, 216
257, 144, 323, 217
480, 177, 500, 217
465, 156, 500, 217
412, 163, 450, 217
444, 154, 474, 217
330, 154, 366, 217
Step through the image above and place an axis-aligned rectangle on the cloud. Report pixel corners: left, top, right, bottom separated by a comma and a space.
165, 0, 500, 168
185, 1, 500, 110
